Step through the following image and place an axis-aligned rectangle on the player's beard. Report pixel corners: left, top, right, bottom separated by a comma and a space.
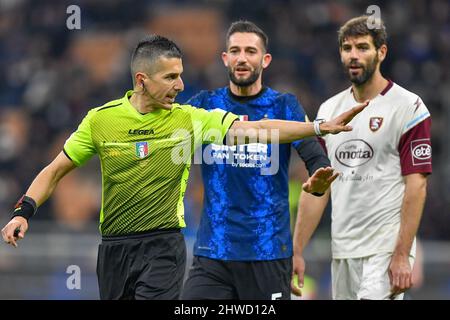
345, 54, 378, 86
228, 65, 261, 87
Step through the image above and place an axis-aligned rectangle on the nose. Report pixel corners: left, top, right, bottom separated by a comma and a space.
237, 50, 247, 63
349, 47, 359, 61
174, 77, 184, 92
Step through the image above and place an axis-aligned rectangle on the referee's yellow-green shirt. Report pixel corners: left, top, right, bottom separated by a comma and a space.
64, 90, 238, 236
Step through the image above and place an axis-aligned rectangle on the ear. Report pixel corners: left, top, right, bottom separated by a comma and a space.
221, 52, 229, 67
262, 53, 272, 69
378, 44, 388, 63
134, 72, 147, 87
339, 49, 345, 64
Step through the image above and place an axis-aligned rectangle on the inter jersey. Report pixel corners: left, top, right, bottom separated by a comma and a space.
189, 87, 329, 260
64, 90, 238, 236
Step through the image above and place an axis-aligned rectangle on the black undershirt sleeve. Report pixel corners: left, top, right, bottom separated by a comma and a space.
294, 137, 330, 176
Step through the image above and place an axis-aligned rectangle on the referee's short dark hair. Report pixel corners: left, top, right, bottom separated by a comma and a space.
226, 20, 269, 52
130, 35, 182, 83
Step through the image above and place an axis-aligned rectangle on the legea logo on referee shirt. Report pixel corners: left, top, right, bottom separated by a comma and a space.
135, 142, 149, 159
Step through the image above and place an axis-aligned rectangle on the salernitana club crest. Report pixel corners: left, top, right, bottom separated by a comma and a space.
135, 142, 149, 159
369, 117, 383, 132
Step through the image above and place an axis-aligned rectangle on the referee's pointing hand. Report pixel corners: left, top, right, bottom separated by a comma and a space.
1, 216, 28, 248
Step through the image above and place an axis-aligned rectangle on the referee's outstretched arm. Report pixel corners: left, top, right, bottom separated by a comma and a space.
1, 151, 76, 247
227, 100, 369, 145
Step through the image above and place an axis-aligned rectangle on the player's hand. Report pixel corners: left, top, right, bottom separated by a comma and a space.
302, 167, 339, 194
321, 100, 369, 134
291, 254, 306, 296
388, 253, 413, 299
1, 216, 28, 248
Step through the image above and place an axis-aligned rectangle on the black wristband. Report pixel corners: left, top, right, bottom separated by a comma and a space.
11, 195, 37, 221
312, 192, 325, 197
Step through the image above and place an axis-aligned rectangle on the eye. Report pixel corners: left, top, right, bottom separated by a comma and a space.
356, 44, 370, 51
165, 74, 177, 80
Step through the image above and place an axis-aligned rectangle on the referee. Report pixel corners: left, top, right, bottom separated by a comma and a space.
1, 35, 367, 299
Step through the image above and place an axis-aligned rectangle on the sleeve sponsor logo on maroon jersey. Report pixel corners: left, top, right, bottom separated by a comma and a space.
411, 139, 432, 165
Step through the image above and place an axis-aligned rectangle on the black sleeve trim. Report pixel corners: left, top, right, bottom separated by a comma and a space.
63, 148, 74, 162
223, 118, 239, 145
221, 111, 230, 125
97, 102, 122, 112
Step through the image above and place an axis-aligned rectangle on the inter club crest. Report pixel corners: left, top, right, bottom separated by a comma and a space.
369, 117, 383, 132
135, 142, 149, 159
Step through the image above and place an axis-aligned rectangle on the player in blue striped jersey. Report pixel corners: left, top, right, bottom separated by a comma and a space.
182, 20, 333, 300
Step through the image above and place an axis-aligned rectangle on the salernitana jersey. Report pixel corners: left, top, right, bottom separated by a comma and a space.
188, 87, 329, 261
64, 90, 238, 236
318, 81, 432, 259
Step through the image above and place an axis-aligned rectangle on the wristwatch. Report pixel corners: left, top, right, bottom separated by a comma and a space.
313, 119, 326, 136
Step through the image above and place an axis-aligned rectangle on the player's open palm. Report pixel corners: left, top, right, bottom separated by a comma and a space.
1, 216, 28, 248
323, 100, 369, 134
302, 167, 339, 194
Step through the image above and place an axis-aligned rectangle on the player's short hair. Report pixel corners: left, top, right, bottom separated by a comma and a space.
130, 35, 182, 83
338, 16, 387, 49
226, 20, 269, 52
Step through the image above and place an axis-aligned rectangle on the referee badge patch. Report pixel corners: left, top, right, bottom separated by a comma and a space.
369, 117, 383, 132
135, 142, 149, 159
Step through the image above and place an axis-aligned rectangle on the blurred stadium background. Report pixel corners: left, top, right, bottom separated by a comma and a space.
0, 0, 449, 299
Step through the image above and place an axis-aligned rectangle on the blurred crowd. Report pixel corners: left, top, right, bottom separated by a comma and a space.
0, 0, 449, 239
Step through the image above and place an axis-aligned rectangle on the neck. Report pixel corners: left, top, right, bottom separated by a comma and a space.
229, 80, 262, 97
129, 90, 159, 114
352, 71, 389, 102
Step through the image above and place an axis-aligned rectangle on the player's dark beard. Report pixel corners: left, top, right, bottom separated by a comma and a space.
345, 54, 378, 86
228, 66, 261, 87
